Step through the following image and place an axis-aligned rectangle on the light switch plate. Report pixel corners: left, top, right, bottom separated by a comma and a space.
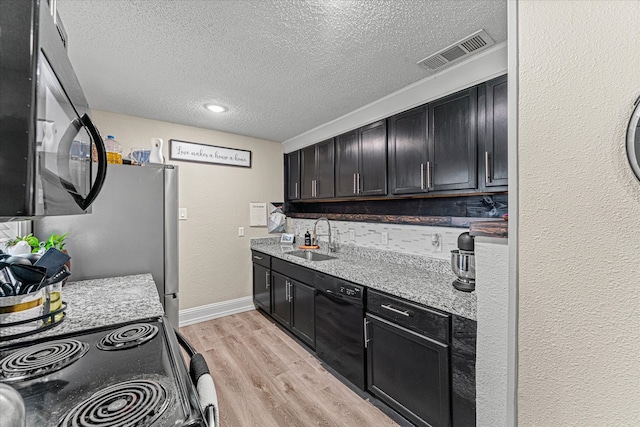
349, 229, 355, 241
238, 227, 245, 237
179, 208, 187, 220
381, 232, 389, 245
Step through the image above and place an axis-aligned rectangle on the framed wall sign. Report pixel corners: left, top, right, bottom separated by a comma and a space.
169, 139, 251, 168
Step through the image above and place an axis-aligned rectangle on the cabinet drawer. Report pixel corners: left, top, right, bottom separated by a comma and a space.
251, 250, 271, 268
367, 290, 450, 342
272, 258, 315, 285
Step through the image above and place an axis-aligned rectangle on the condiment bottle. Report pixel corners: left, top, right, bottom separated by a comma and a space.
104, 135, 123, 164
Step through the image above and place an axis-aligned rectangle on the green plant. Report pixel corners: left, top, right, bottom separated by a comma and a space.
43, 232, 68, 251
6, 232, 68, 253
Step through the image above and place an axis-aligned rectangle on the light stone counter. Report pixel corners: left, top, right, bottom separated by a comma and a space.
251, 237, 476, 320
0, 274, 164, 347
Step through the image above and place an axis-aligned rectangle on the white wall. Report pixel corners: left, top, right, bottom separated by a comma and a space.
91, 110, 283, 310
518, 2, 640, 425
474, 237, 509, 426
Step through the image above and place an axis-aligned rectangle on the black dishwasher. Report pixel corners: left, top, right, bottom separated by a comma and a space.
314, 272, 365, 390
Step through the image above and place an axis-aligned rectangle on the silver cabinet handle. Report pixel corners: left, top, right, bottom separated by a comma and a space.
364, 318, 370, 348
288, 282, 293, 302
295, 182, 298, 198
381, 304, 410, 317
353, 173, 357, 194
426, 161, 432, 189
420, 163, 425, 190
357, 173, 361, 194
485, 151, 491, 184
265, 271, 270, 289
253, 256, 263, 260
285, 280, 289, 301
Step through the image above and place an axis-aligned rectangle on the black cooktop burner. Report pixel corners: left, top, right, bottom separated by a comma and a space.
96, 323, 158, 351
0, 339, 89, 383
58, 379, 169, 427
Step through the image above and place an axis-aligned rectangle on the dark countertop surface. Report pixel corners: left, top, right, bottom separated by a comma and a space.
251, 238, 476, 320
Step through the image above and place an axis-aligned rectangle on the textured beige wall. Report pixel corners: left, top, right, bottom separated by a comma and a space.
91, 110, 283, 310
518, 2, 640, 425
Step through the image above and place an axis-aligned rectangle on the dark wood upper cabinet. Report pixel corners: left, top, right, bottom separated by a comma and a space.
388, 105, 429, 195
301, 138, 334, 199
335, 121, 387, 197
335, 129, 360, 197
285, 151, 300, 201
287, 76, 506, 205
480, 74, 508, 189
428, 87, 478, 192
358, 120, 387, 196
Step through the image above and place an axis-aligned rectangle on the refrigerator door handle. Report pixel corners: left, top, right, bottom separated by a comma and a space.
163, 166, 180, 296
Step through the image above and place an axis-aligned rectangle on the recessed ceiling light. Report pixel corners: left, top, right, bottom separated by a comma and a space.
205, 103, 227, 113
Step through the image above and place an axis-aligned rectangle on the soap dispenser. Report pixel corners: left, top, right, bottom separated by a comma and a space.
304, 230, 311, 246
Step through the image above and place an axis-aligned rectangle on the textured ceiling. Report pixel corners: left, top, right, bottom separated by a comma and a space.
56, 0, 507, 142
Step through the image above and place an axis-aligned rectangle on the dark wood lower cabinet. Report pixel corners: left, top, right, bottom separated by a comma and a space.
252, 263, 271, 313
252, 253, 477, 427
270, 271, 315, 348
271, 272, 291, 327
252, 251, 271, 314
366, 313, 450, 427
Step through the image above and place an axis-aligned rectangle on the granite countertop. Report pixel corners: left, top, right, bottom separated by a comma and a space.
0, 274, 164, 347
251, 238, 476, 320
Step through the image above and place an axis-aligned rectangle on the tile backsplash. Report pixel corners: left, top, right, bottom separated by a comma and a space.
288, 218, 467, 261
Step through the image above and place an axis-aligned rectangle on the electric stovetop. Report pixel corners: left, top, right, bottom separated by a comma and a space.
0, 316, 205, 426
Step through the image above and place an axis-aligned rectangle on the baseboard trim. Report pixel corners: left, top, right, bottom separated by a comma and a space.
179, 296, 255, 327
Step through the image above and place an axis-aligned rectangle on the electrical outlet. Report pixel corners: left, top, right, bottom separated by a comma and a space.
349, 229, 355, 242
431, 233, 442, 252
381, 231, 389, 245
178, 208, 187, 220
238, 227, 245, 237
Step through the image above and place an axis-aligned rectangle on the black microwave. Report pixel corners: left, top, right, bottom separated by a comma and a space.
0, 0, 107, 220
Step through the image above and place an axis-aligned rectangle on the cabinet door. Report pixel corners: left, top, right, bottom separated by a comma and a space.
301, 139, 334, 200
300, 145, 316, 199
366, 314, 450, 427
428, 87, 477, 192
271, 272, 291, 328
252, 263, 271, 313
315, 138, 335, 198
285, 151, 300, 200
358, 120, 387, 196
335, 130, 359, 197
482, 74, 508, 189
291, 280, 315, 348
388, 106, 428, 195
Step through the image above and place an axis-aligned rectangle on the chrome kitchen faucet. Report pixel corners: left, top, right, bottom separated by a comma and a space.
312, 217, 336, 252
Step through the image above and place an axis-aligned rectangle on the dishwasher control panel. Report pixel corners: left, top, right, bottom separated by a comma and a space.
337, 280, 363, 301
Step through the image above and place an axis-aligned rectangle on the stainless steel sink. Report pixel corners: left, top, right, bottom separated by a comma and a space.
288, 250, 337, 261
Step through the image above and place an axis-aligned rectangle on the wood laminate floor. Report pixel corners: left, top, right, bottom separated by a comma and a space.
180, 309, 401, 427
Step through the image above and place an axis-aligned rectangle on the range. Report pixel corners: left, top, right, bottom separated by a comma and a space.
0, 316, 217, 426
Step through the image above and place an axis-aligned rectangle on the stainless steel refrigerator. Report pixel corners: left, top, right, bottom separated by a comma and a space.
34, 164, 179, 327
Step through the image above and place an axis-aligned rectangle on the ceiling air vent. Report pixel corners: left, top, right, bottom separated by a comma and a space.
417, 29, 495, 72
